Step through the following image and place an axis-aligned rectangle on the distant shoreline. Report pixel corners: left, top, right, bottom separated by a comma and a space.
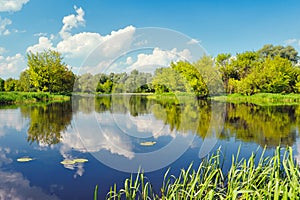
1, 92, 300, 106
0, 92, 70, 105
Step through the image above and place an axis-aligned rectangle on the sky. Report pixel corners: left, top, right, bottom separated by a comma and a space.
1, 0, 300, 79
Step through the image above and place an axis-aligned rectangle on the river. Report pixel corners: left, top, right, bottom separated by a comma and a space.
0, 95, 299, 199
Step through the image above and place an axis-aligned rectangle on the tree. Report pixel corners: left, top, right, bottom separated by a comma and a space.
27, 49, 75, 93
4, 78, 18, 92
18, 70, 31, 92
194, 55, 224, 95
152, 67, 187, 93
0, 78, 4, 91
258, 44, 299, 63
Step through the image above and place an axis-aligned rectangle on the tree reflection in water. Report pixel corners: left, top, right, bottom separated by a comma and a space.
20, 101, 73, 145
19, 95, 299, 147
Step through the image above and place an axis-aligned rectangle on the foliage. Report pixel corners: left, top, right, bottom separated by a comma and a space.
216, 45, 300, 95
4, 78, 18, 92
0, 92, 70, 104
171, 61, 209, 98
0, 78, 4, 91
17, 70, 31, 92
27, 49, 75, 93
258, 44, 299, 63
1, 44, 300, 99
100, 146, 300, 199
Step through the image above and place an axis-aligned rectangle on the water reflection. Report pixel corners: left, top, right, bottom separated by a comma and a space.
20, 102, 73, 145
223, 103, 298, 147
11, 96, 300, 150
0, 96, 299, 199
91, 95, 299, 147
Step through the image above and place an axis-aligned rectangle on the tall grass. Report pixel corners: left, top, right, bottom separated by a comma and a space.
0, 92, 70, 104
96, 146, 300, 199
212, 93, 300, 106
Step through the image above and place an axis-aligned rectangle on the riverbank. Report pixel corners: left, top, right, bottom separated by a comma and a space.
99, 146, 300, 200
212, 93, 300, 106
0, 92, 70, 105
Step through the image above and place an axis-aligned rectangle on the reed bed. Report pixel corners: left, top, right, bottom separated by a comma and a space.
96, 146, 300, 200
0, 92, 70, 104
212, 93, 300, 106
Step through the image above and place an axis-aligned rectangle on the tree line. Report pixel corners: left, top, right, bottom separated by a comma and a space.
1, 44, 300, 96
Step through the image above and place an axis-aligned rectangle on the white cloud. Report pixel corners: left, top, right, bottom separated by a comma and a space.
58, 112, 135, 159
0, 0, 29, 12
0, 53, 26, 78
26, 36, 54, 53
284, 38, 298, 45
57, 32, 102, 58
127, 47, 192, 72
34, 32, 47, 37
126, 56, 133, 65
26, 6, 136, 74
0, 47, 7, 54
57, 25, 135, 60
0, 16, 12, 35
0, 109, 27, 137
59, 6, 85, 39
0, 170, 59, 200
187, 38, 200, 45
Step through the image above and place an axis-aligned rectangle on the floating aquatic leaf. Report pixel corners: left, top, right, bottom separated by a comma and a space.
17, 157, 33, 162
60, 160, 76, 165
140, 141, 156, 146
73, 158, 88, 163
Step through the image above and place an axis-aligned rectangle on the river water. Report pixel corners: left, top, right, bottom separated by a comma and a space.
0, 95, 299, 199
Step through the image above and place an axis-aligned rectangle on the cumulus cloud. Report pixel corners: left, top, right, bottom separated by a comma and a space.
0, 171, 59, 200
0, 0, 29, 12
0, 109, 28, 137
0, 53, 26, 79
26, 36, 54, 53
126, 57, 133, 65
0, 16, 12, 35
27, 5, 135, 64
127, 47, 192, 72
58, 112, 135, 159
57, 32, 102, 58
57, 25, 135, 60
59, 6, 85, 39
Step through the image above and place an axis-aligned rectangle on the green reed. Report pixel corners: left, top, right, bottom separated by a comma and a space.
94, 146, 300, 200
0, 92, 70, 104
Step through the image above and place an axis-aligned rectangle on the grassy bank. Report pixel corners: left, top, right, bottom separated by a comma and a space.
212, 93, 300, 106
97, 146, 300, 199
0, 92, 70, 105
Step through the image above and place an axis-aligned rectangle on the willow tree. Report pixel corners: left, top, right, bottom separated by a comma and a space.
27, 49, 75, 93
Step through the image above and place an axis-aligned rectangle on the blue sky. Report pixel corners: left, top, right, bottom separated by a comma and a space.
1, 0, 300, 79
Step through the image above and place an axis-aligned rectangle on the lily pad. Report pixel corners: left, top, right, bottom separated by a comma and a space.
140, 141, 156, 146
17, 157, 33, 162
60, 159, 76, 165
73, 158, 88, 163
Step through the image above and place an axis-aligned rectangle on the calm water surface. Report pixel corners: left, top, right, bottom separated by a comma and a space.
0, 95, 299, 199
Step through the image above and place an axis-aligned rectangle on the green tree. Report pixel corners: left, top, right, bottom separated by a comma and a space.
171, 61, 208, 98
17, 70, 31, 92
194, 55, 224, 95
0, 78, 4, 91
27, 49, 75, 93
4, 78, 18, 91
258, 44, 299, 63
152, 67, 187, 93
